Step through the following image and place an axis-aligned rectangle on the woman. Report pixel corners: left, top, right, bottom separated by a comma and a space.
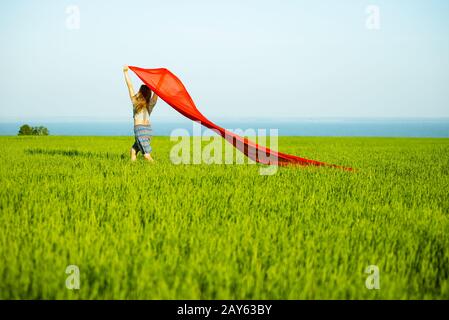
123, 65, 158, 162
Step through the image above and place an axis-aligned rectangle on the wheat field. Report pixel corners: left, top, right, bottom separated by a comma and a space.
0, 136, 448, 299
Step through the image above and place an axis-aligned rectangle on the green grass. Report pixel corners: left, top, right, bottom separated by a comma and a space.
0, 136, 448, 299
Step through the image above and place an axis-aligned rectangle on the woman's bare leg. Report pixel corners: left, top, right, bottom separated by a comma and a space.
144, 153, 154, 162
130, 147, 137, 161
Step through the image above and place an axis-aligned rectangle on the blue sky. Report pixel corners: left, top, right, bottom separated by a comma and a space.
0, 0, 448, 122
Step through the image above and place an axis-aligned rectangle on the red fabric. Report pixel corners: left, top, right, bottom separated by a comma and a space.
129, 66, 351, 170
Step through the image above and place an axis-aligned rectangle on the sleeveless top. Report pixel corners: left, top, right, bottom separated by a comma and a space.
132, 96, 155, 123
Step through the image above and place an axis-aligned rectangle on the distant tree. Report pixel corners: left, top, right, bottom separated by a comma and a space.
18, 124, 49, 136
39, 126, 49, 136
18, 124, 33, 136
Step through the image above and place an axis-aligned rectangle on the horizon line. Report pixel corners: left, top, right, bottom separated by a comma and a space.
1, 116, 449, 123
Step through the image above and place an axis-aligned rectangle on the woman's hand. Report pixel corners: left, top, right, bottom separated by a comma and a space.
123, 65, 129, 72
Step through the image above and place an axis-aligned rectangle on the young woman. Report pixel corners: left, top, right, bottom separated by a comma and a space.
123, 65, 158, 162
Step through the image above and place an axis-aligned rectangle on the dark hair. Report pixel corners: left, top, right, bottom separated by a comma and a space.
139, 85, 152, 102
134, 85, 152, 111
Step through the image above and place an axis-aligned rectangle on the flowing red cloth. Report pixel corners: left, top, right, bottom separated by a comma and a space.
129, 66, 351, 170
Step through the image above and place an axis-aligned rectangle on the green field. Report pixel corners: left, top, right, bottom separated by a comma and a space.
0, 136, 448, 299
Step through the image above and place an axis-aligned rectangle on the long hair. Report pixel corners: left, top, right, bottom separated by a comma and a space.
134, 85, 152, 112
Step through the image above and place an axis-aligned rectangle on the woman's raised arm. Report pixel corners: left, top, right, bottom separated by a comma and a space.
123, 65, 135, 98
149, 92, 158, 108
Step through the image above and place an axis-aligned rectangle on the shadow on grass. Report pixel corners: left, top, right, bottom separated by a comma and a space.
25, 148, 126, 160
